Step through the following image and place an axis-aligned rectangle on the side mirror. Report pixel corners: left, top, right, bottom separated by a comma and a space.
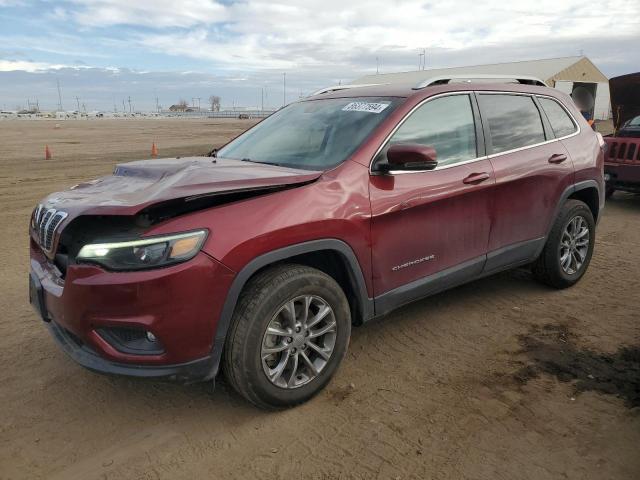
383, 144, 438, 171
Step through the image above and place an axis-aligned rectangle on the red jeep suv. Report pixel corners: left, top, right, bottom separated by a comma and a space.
29, 77, 604, 408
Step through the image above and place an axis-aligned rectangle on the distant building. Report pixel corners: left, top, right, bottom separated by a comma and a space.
168, 104, 199, 112
353, 56, 611, 120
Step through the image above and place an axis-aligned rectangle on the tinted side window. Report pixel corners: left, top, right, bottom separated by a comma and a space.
377, 94, 477, 168
478, 94, 546, 154
538, 97, 577, 138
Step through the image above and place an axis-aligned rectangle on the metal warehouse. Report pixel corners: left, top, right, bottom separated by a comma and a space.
354, 56, 610, 120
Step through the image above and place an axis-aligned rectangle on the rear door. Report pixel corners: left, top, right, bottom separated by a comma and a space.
369, 93, 494, 312
477, 92, 575, 273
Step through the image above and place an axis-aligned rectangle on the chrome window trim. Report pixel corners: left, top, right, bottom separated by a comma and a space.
371, 90, 582, 175
478, 92, 581, 159
534, 94, 580, 140
369, 91, 483, 174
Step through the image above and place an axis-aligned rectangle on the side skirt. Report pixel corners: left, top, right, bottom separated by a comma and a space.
370, 237, 546, 320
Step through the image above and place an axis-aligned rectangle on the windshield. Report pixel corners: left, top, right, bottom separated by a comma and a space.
217, 97, 401, 170
624, 115, 640, 127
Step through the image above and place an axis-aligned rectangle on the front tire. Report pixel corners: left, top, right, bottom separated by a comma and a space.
533, 199, 595, 289
223, 264, 351, 409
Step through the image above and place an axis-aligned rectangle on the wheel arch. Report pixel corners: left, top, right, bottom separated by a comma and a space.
567, 184, 600, 222
206, 239, 373, 379
553, 180, 602, 228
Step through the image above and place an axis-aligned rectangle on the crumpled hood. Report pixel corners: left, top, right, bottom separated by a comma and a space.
40, 156, 322, 216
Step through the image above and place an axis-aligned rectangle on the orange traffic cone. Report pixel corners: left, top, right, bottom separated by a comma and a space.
151, 142, 158, 158
45, 145, 52, 160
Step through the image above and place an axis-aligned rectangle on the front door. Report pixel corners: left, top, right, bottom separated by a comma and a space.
369, 93, 494, 314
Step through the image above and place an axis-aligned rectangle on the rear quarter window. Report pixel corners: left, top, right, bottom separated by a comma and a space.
538, 97, 578, 138
478, 94, 546, 154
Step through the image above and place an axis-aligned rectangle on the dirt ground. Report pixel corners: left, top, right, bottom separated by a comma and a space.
0, 118, 638, 480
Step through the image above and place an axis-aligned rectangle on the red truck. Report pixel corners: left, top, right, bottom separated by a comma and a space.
603, 72, 640, 197
30, 76, 605, 408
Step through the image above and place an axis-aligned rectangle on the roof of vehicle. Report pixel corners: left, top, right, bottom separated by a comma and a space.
306, 81, 563, 102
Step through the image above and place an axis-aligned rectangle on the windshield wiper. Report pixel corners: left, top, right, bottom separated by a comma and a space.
241, 158, 283, 167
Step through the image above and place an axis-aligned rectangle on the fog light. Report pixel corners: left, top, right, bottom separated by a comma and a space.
146, 331, 157, 342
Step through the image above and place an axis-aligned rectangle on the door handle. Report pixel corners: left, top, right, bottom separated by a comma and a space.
548, 153, 567, 164
462, 172, 490, 184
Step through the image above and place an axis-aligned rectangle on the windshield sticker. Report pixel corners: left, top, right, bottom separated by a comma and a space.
342, 102, 390, 114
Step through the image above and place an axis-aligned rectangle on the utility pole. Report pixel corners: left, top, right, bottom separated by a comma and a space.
376, 56, 379, 74
156, 96, 159, 113
128, 96, 132, 113
56, 78, 63, 111
75, 96, 80, 111
261, 87, 264, 111
196, 97, 201, 111
422, 48, 426, 70
283, 72, 286, 107
122, 99, 126, 113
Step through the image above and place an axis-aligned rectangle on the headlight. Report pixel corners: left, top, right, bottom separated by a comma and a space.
76, 230, 207, 271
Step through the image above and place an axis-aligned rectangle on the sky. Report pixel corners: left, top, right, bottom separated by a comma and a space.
0, 0, 639, 111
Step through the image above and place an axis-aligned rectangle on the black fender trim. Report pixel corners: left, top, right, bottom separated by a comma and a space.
206, 239, 374, 380
550, 180, 602, 233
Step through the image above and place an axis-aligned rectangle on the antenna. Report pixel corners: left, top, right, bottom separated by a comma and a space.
283, 72, 286, 107
56, 78, 63, 111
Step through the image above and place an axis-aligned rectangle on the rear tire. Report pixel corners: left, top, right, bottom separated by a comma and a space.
223, 264, 351, 409
532, 200, 595, 289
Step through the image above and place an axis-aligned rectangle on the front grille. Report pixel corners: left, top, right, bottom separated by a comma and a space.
605, 138, 640, 164
32, 205, 68, 253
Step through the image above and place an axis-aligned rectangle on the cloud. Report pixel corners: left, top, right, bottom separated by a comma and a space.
0, 60, 78, 72
1, 0, 639, 109
67, 0, 227, 28
68, 0, 640, 63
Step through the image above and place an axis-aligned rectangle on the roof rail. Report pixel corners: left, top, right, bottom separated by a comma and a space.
310, 83, 387, 96
413, 74, 547, 90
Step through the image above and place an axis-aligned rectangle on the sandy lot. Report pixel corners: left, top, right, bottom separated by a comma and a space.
0, 118, 638, 480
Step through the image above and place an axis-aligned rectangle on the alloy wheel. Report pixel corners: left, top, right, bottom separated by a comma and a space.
559, 215, 590, 275
261, 295, 337, 389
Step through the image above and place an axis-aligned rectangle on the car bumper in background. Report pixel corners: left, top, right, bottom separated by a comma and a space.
605, 163, 640, 193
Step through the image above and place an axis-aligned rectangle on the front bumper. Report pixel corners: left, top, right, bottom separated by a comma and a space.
30, 240, 235, 382
47, 318, 216, 382
605, 163, 640, 193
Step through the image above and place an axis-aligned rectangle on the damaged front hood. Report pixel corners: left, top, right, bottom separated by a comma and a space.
40, 157, 322, 216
